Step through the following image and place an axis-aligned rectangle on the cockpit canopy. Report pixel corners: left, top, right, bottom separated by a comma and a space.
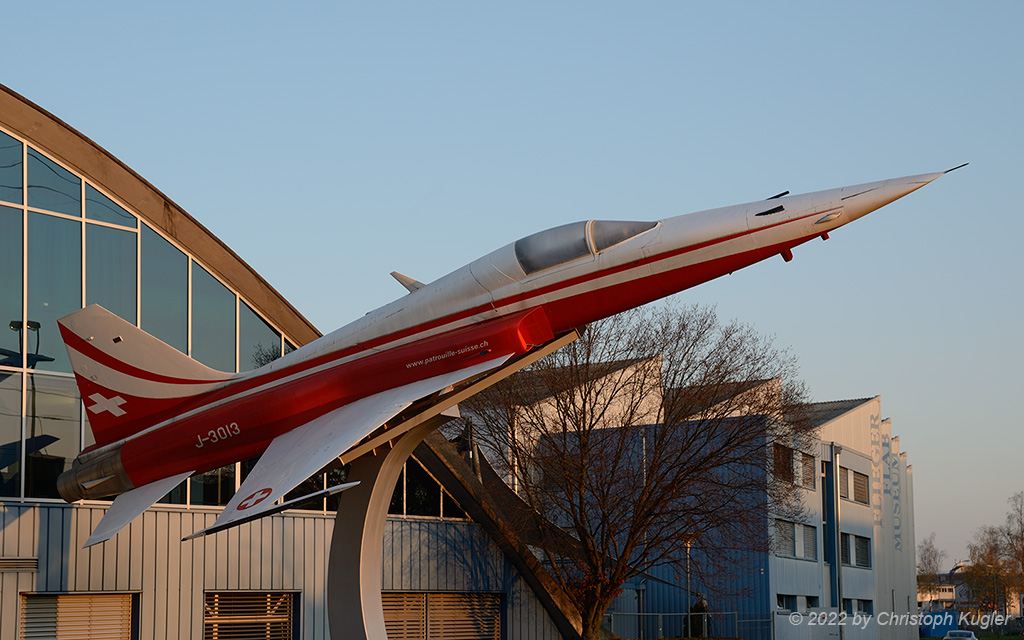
513, 220, 657, 275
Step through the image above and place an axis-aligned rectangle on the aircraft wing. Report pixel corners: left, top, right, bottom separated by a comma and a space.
187, 353, 512, 539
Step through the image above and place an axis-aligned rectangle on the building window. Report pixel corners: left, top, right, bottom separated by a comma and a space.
141, 223, 188, 353
776, 594, 797, 612
799, 452, 815, 490
840, 533, 871, 567
21, 593, 134, 640
775, 519, 796, 556
191, 263, 236, 372
852, 471, 869, 504
1, 205, 23, 367
388, 457, 468, 520
855, 535, 871, 567
27, 211, 81, 373
0, 127, 299, 505
383, 592, 500, 640
806, 596, 820, 609
0, 130, 23, 204
838, 466, 869, 504
858, 599, 873, 615
802, 524, 817, 561
203, 591, 295, 640
25, 374, 80, 499
773, 443, 794, 483
27, 147, 81, 217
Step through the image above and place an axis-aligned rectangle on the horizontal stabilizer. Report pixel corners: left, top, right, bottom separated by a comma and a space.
183, 481, 360, 540
84, 471, 194, 548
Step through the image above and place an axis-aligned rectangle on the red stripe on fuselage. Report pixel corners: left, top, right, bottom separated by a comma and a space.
59, 326, 226, 386
118, 308, 553, 486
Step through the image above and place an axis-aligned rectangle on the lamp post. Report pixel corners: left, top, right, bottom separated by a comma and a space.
8, 320, 52, 369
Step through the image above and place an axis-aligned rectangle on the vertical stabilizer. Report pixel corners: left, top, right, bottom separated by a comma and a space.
57, 305, 234, 447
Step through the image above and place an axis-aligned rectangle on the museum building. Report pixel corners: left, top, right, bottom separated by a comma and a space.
0, 84, 572, 639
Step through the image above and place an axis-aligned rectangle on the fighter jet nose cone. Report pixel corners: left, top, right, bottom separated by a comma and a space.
840, 170, 953, 221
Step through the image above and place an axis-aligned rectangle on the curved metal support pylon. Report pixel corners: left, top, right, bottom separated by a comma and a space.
326, 330, 580, 640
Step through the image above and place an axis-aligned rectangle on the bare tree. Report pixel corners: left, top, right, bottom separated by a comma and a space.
964, 525, 1010, 615
1001, 492, 1024, 597
917, 532, 947, 603
460, 303, 811, 640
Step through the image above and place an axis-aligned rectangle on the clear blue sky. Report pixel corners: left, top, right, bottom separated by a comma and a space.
5, 1, 1021, 566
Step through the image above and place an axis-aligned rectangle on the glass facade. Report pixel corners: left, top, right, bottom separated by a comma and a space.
388, 457, 468, 520
191, 263, 236, 371
0, 125, 293, 504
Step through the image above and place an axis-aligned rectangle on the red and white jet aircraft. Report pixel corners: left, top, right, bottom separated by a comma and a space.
56, 168, 960, 546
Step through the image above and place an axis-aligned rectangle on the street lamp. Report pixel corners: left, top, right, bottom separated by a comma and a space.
8, 320, 53, 369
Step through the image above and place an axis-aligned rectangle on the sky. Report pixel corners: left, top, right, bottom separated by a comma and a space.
4, 1, 1021, 566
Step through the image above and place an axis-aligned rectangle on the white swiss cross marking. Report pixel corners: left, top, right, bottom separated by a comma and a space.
238, 488, 273, 511
87, 393, 127, 417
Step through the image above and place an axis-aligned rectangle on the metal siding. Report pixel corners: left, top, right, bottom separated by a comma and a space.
103, 510, 118, 591
382, 519, 508, 594
238, 523, 250, 590
167, 512, 182, 640
129, 511, 144, 591
179, 525, 193, 640
312, 516, 325, 640
2, 571, 19, 639
2, 504, 567, 640
271, 516, 283, 587
301, 517, 315, 640
226, 524, 239, 590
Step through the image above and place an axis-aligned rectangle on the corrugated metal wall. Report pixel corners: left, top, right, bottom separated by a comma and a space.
382, 518, 563, 640
0, 504, 563, 639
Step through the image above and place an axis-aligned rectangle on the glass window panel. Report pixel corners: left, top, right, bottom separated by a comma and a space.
83, 407, 95, 450
284, 340, 296, 355
190, 465, 236, 506
86, 224, 137, 324
514, 221, 591, 275
240, 456, 259, 483
0, 130, 22, 205
85, 184, 136, 228
591, 220, 657, 252
0, 373, 22, 498
156, 479, 187, 504
442, 491, 466, 519
239, 301, 281, 372
285, 471, 324, 510
27, 213, 81, 373
27, 148, 81, 217
388, 467, 404, 515
325, 464, 350, 512
25, 374, 80, 498
191, 264, 235, 372
140, 224, 187, 352
0, 206, 23, 368
405, 457, 441, 517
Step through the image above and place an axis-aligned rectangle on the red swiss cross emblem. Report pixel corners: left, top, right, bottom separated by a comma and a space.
238, 487, 273, 510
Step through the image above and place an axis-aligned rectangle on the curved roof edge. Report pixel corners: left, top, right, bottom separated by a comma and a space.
0, 83, 321, 345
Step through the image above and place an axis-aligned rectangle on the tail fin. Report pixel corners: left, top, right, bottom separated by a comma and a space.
58, 305, 234, 447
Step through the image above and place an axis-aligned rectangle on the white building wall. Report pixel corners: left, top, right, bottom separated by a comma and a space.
772, 398, 917, 640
